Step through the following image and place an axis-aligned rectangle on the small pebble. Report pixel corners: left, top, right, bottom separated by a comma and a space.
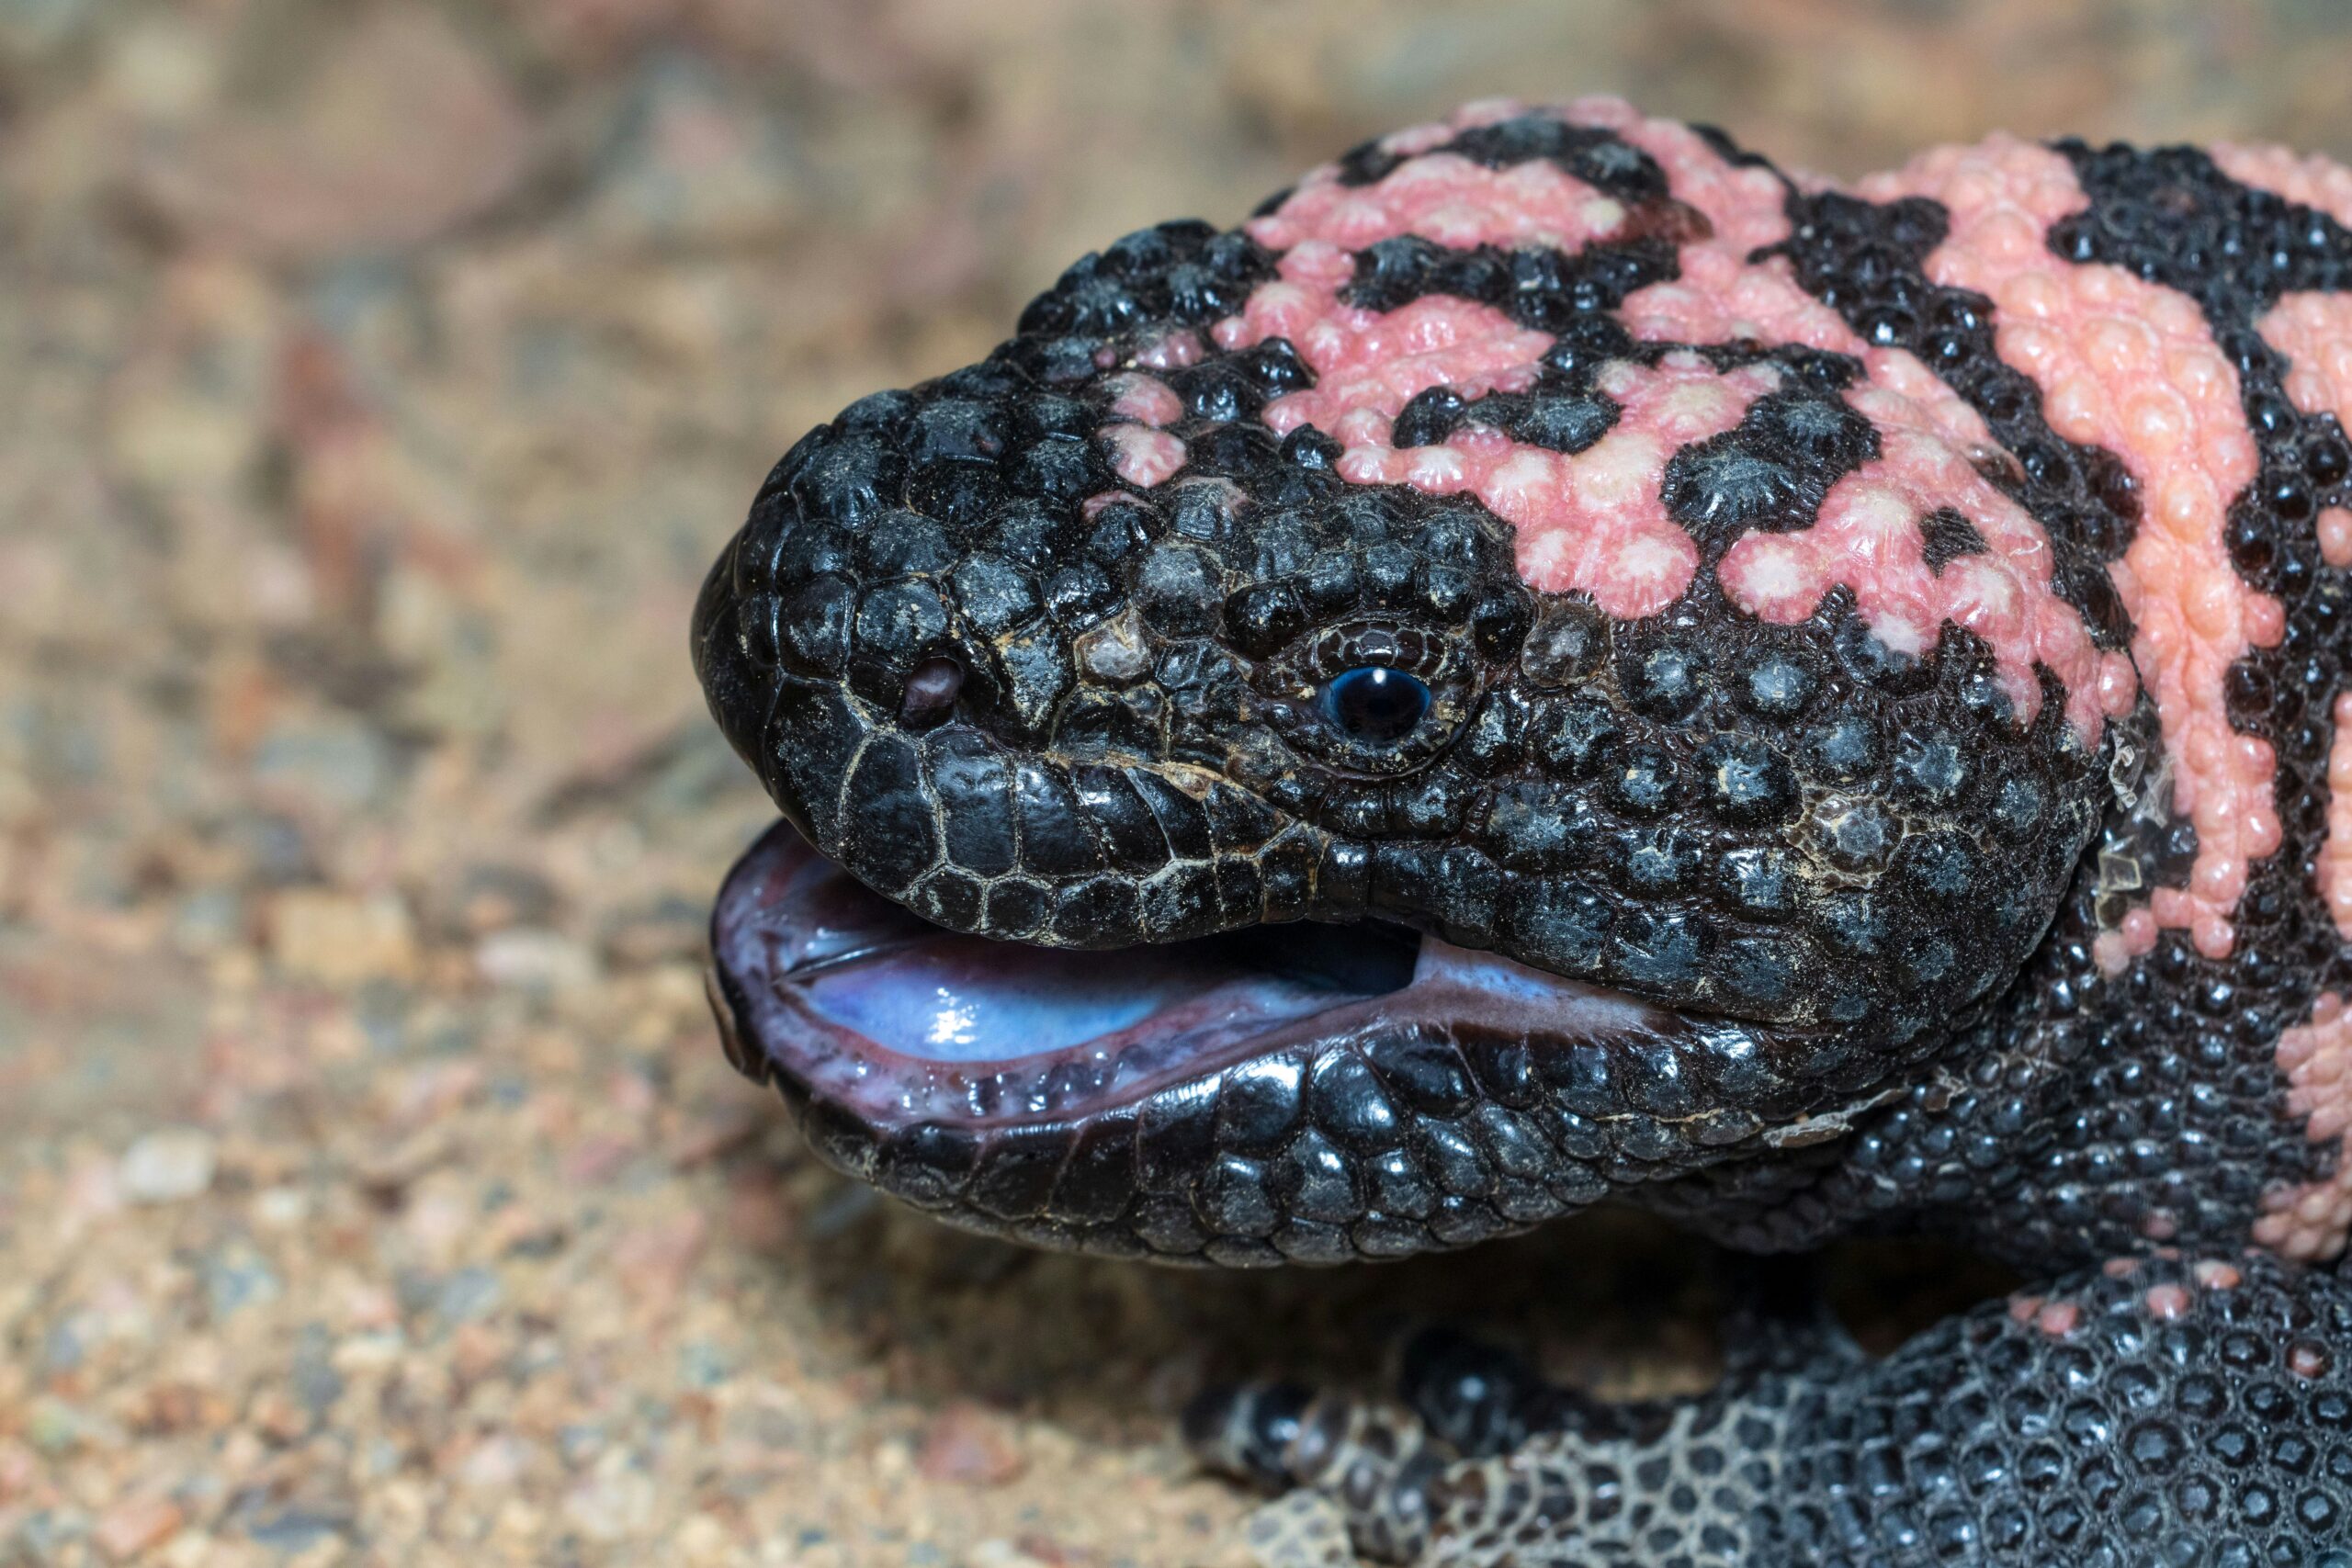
612, 1213, 707, 1307
26, 1397, 85, 1457
243, 1507, 354, 1553
119, 1129, 217, 1204
0, 1439, 39, 1502
94, 1495, 185, 1562
916, 1404, 1025, 1485
562, 1460, 658, 1541
436, 1266, 504, 1324
458, 1434, 532, 1489
476, 928, 598, 990
202, 1249, 281, 1319
251, 1186, 311, 1228
967, 1542, 1052, 1568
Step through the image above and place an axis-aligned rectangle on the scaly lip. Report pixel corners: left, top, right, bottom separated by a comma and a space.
707, 818, 1698, 1134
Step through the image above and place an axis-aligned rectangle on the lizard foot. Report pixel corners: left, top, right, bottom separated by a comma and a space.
1193, 1252, 2352, 1565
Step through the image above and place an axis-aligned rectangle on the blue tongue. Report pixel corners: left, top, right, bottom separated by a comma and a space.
800, 938, 1304, 1062
763, 846, 1395, 1065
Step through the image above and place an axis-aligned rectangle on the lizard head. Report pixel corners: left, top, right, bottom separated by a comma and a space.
694, 107, 2140, 1264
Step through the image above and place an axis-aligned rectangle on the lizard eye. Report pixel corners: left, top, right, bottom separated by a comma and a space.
1322, 665, 1430, 743
1262, 619, 1475, 777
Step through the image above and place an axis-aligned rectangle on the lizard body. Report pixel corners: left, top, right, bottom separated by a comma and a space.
695, 100, 2352, 1563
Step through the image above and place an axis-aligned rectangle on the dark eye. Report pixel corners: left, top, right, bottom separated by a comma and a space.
1323, 665, 1430, 743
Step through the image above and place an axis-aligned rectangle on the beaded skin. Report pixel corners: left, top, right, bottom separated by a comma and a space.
695, 100, 2352, 1562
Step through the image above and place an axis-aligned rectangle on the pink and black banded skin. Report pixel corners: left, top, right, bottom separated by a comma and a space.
695, 101, 2352, 1562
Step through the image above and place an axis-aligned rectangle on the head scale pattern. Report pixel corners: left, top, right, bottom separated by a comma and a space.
694, 100, 2171, 1262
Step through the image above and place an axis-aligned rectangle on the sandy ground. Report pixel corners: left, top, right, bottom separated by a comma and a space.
5, 3, 2352, 1563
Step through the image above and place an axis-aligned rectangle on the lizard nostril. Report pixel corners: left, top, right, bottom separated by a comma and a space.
899, 656, 965, 729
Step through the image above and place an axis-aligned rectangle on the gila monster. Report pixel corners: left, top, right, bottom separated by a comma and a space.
693, 98, 2352, 1564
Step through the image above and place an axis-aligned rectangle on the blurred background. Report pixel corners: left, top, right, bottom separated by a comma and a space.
3, 2, 2350, 1564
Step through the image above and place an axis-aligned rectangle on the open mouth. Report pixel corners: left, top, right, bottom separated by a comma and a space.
709, 819, 1687, 1133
